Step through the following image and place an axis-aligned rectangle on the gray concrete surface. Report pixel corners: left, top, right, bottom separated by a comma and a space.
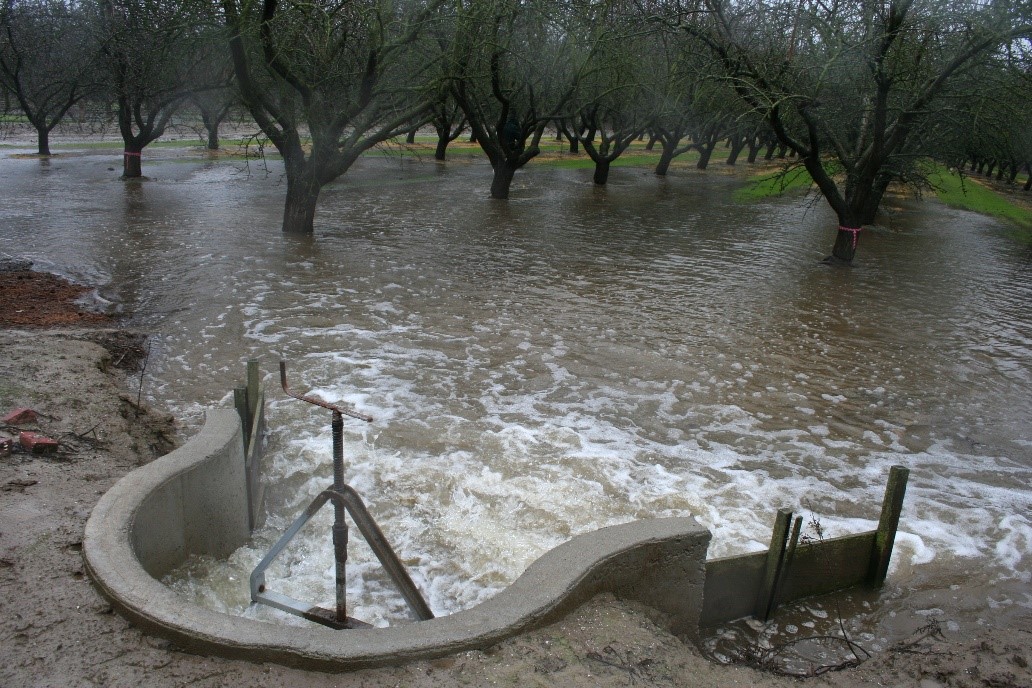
84, 409, 711, 671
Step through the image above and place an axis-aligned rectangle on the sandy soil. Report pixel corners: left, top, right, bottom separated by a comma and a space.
1, 269, 1029, 687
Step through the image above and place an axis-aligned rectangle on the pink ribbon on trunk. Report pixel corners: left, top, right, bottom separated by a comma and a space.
838, 226, 862, 250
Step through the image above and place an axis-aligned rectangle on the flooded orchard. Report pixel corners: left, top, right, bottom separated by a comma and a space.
2, 145, 1030, 650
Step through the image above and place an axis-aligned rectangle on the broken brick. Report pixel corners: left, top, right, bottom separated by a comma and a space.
2, 408, 38, 425
18, 432, 58, 454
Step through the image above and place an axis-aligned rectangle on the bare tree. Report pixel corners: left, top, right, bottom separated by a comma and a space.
671, 0, 1032, 262
565, 0, 651, 185
224, 0, 443, 233
96, 0, 223, 177
448, 0, 585, 199
639, 26, 703, 176
0, 0, 97, 155
427, 91, 466, 161
189, 85, 236, 151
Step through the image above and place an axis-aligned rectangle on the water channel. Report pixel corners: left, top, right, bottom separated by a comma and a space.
2, 144, 1030, 651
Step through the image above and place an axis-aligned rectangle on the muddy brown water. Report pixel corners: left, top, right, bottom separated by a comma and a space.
2, 144, 1029, 652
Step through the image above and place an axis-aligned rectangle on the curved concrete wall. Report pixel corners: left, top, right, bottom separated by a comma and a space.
84, 409, 711, 671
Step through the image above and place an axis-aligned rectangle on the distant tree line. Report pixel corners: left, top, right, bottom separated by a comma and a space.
2, 0, 1030, 261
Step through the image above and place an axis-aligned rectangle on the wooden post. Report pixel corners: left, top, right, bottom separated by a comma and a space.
756, 508, 793, 621
771, 515, 803, 611
234, 386, 250, 448
869, 465, 909, 585
236, 361, 266, 532
246, 359, 260, 428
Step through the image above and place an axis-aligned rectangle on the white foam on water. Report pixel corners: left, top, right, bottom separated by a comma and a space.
122, 161, 1032, 631
168, 367, 1032, 627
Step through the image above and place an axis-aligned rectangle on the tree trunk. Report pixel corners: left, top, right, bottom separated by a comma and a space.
200, 111, 220, 150
568, 137, 579, 154
593, 159, 611, 185
406, 128, 417, 144
796, 154, 869, 264
830, 226, 861, 263
1024, 165, 1032, 191
645, 133, 659, 151
122, 148, 143, 178
655, 142, 675, 176
434, 135, 449, 161
490, 162, 518, 199
746, 138, 761, 164
282, 170, 321, 233
36, 127, 51, 156
726, 137, 745, 165
696, 144, 714, 170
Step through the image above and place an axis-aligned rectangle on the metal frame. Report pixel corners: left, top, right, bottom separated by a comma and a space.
249, 361, 434, 629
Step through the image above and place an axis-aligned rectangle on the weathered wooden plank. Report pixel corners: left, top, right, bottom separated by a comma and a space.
771, 515, 803, 614
245, 389, 267, 531
755, 508, 793, 621
233, 386, 249, 444
701, 550, 768, 626
702, 531, 879, 627
869, 465, 909, 584
246, 359, 260, 426
779, 531, 878, 600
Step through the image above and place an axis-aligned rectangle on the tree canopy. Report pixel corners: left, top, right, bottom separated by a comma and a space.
1, 0, 1030, 257
671, 0, 1032, 259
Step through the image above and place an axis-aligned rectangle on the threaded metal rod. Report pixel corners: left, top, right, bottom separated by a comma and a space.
332, 411, 345, 493
331, 410, 348, 623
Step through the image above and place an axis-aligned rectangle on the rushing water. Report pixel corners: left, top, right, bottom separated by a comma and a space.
2, 144, 1030, 646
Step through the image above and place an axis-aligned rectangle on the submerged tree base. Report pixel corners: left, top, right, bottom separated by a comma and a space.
821, 254, 854, 267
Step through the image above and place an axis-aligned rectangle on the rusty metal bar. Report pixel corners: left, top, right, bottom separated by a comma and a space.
279, 360, 373, 422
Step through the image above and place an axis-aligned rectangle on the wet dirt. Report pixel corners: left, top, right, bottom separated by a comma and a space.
0, 270, 112, 329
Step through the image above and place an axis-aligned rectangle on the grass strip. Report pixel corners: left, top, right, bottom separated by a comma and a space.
928, 166, 1032, 232
733, 166, 813, 202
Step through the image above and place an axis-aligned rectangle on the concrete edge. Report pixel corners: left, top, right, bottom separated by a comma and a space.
84, 410, 711, 672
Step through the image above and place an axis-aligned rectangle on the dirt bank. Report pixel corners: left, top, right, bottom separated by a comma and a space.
0, 271, 1028, 687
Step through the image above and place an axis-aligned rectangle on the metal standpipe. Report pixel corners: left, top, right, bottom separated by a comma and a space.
249, 361, 434, 630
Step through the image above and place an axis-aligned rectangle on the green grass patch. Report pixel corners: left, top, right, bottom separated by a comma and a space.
533, 147, 708, 171
928, 167, 1032, 233
611, 152, 668, 167
536, 155, 596, 170
733, 166, 813, 202
381, 135, 708, 171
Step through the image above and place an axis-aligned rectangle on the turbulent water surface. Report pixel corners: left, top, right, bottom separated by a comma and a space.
2, 143, 1029, 647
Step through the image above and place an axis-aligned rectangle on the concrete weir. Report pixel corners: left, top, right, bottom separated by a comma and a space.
83, 409, 711, 671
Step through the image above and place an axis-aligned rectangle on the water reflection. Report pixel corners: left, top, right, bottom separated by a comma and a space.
1, 149, 1029, 641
